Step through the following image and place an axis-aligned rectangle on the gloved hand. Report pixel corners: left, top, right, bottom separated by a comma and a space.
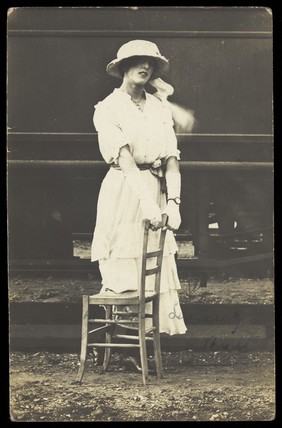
124, 168, 162, 228
163, 200, 181, 230
140, 197, 162, 230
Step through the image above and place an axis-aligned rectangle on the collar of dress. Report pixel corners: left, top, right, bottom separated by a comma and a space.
113, 88, 148, 102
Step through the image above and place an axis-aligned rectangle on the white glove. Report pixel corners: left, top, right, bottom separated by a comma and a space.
124, 168, 162, 227
165, 170, 181, 199
165, 170, 181, 230
163, 200, 181, 230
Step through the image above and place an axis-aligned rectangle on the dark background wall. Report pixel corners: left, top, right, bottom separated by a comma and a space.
8, 7, 272, 135
7, 7, 273, 260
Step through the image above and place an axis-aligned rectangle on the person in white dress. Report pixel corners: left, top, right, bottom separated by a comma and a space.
91, 40, 186, 338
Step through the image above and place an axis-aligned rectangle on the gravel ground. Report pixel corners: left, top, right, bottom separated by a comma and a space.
9, 350, 275, 422
9, 275, 274, 305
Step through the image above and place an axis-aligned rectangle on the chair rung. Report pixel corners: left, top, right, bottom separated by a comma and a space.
112, 311, 139, 316
88, 343, 140, 348
114, 334, 154, 341
116, 324, 139, 331
113, 312, 153, 318
88, 325, 111, 335
114, 326, 156, 333
146, 250, 161, 258
146, 267, 160, 276
88, 319, 138, 324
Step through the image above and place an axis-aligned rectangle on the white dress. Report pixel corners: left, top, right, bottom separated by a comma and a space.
91, 88, 186, 335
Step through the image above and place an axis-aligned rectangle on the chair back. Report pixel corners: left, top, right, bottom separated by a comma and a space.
139, 214, 168, 308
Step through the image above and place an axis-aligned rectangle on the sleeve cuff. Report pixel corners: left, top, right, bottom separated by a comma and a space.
109, 141, 129, 165
165, 149, 181, 161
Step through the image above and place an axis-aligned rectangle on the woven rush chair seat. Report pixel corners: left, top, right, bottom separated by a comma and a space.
87, 290, 156, 305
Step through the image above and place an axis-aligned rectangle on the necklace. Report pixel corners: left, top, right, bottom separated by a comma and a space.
131, 94, 145, 111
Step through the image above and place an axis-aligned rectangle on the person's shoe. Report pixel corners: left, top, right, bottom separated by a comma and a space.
122, 355, 156, 374
122, 355, 142, 372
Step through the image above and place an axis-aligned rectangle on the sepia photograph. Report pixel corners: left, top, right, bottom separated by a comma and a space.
7, 6, 274, 421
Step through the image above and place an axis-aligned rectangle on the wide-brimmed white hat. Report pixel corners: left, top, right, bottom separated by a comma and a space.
106, 40, 169, 79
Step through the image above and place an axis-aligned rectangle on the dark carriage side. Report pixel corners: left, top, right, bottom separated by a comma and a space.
7, 7, 273, 281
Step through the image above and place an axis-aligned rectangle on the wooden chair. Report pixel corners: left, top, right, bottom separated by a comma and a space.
77, 214, 168, 385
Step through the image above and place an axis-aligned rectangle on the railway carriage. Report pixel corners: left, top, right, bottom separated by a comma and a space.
7, 7, 273, 279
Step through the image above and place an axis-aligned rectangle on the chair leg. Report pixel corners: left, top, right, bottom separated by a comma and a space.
102, 305, 113, 372
77, 295, 89, 383
139, 314, 149, 385
153, 298, 163, 379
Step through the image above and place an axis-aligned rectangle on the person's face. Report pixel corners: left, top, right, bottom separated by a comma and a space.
123, 56, 155, 85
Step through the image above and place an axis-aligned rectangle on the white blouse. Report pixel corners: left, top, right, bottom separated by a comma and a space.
93, 88, 180, 165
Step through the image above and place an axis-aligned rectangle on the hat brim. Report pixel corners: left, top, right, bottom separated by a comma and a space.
106, 55, 169, 80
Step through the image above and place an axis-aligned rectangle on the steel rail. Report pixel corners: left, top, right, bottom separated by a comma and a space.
8, 160, 273, 171
8, 30, 272, 38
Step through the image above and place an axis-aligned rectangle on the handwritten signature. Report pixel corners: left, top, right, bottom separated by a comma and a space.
168, 302, 184, 320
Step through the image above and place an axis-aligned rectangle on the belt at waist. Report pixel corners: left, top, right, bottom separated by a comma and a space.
110, 163, 153, 171
110, 161, 167, 193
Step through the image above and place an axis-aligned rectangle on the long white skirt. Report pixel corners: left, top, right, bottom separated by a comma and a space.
91, 167, 187, 335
